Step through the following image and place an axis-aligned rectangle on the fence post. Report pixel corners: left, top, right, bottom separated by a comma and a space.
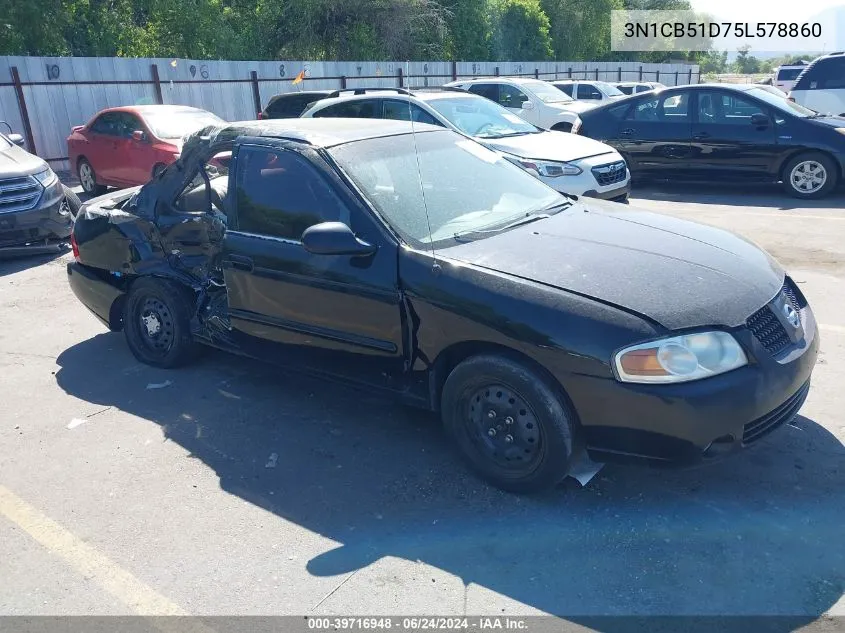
150, 64, 163, 104
397, 67, 404, 88
494, 66, 500, 76
618, 67, 622, 81
595, 68, 599, 80
534, 68, 539, 79
10, 67, 35, 155
674, 70, 679, 86
638, 65, 643, 80
568, 67, 572, 78
340, 75, 347, 89
688, 68, 693, 84
451, 60, 457, 81
250, 70, 261, 116
656, 69, 660, 83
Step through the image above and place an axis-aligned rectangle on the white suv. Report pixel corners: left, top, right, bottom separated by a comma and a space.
788, 52, 845, 116
443, 77, 594, 133
551, 80, 626, 104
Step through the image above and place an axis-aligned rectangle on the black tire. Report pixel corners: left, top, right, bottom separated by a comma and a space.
123, 277, 199, 368
77, 158, 106, 195
552, 123, 573, 133
782, 152, 838, 199
61, 184, 82, 218
441, 354, 576, 493
152, 163, 167, 179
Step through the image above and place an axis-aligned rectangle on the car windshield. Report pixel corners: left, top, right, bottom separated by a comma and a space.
426, 97, 538, 138
524, 81, 574, 103
329, 130, 565, 248
596, 81, 624, 97
747, 88, 817, 117
143, 110, 226, 140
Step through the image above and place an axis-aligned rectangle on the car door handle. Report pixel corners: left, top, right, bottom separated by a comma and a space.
693, 132, 710, 140
223, 255, 254, 272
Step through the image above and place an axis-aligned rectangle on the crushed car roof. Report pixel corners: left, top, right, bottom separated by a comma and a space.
198, 118, 443, 148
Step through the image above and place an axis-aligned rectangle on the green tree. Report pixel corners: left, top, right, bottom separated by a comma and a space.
699, 49, 727, 73
733, 45, 761, 74
490, 0, 553, 60
442, 0, 490, 60
542, 0, 623, 60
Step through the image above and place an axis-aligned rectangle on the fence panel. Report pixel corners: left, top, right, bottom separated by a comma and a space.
1, 55, 699, 170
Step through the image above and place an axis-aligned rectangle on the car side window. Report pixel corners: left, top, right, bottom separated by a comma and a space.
313, 100, 380, 119
468, 83, 499, 101
813, 58, 845, 89
267, 96, 307, 118
698, 91, 765, 125
119, 113, 143, 138
555, 83, 574, 96
90, 113, 120, 135
630, 92, 691, 121
577, 83, 603, 100
175, 149, 233, 215
234, 146, 350, 240
382, 100, 442, 126
498, 84, 529, 109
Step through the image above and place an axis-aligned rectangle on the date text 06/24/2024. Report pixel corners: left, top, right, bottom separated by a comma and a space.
306, 617, 528, 630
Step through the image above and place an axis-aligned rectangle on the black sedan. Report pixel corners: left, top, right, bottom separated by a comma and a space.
574, 83, 845, 199
66, 119, 818, 493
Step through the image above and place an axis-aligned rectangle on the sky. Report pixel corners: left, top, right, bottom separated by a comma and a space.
689, 0, 844, 54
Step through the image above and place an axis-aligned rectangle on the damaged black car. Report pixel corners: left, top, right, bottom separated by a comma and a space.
67, 118, 818, 493
1, 123, 80, 256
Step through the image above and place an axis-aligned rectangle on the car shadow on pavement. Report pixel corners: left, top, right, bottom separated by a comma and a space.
55, 332, 845, 626
632, 182, 845, 211
0, 249, 69, 276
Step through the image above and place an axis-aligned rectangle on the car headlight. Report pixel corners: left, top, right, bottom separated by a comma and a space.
33, 166, 59, 188
613, 331, 748, 384
515, 158, 582, 177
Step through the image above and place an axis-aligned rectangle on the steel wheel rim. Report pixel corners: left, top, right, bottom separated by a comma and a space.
790, 160, 826, 193
465, 384, 545, 475
79, 163, 95, 191
138, 296, 175, 355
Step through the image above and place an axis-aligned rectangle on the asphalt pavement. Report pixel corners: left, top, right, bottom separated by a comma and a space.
1, 181, 843, 627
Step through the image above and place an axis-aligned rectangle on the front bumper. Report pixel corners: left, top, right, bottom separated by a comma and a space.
571, 303, 819, 467
0, 197, 72, 249
581, 182, 630, 202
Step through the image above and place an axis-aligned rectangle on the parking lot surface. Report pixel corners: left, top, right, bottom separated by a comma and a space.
1, 183, 844, 624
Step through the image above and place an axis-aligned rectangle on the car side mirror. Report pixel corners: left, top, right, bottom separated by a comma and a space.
8, 133, 25, 147
750, 113, 770, 128
301, 222, 376, 257
131, 130, 147, 142
521, 101, 535, 110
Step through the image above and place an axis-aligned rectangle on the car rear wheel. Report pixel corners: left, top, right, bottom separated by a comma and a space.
552, 123, 573, 133
441, 354, 576, 493
123, 278, 199, 368
782, 152, 837, 199
77, 158, 106, 196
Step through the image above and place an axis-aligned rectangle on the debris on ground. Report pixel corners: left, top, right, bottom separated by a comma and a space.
265, 452, 278, 468
67, 418, 87, 429
146, 380, 173, 390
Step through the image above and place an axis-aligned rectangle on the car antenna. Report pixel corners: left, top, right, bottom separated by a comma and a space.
406, 89, 439, 270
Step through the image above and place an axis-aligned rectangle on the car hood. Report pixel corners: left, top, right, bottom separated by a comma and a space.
0, 143, 47, 178
439, 199, 784, 330
548, 100, 595, 114
485, 131, 617, 162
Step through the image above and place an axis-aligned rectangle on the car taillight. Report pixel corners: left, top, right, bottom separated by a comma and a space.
257, 111, 264, 119
70, 231, 80, 261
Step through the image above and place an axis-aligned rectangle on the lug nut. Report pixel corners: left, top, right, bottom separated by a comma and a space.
504, 416, 514, 425
504, 434, 514, 443
488, 428, 497, 437
487, 410, 496, 419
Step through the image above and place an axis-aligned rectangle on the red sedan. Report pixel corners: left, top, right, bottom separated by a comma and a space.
67, 105, 225, 195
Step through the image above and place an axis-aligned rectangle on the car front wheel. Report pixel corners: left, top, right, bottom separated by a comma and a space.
123, 278, 199, 368
441, 354, 576, 493
782, 152, 838, 199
